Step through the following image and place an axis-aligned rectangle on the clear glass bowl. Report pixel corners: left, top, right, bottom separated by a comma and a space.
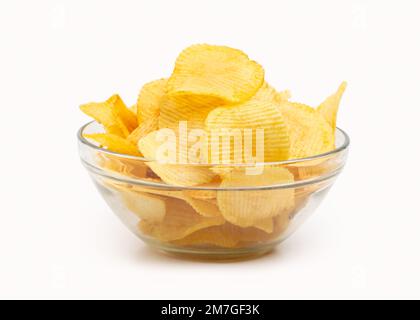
78, 122, 350, 260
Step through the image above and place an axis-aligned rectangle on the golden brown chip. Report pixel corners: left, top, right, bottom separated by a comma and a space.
205, 100, 290, 163
173, 223, 274, 248
106, 95, 138, 132
84, 133, 140, 156
183, 189, 217, 200
184, 197, 222, 218
137, 79, 167, 122
253, 218, 274, 234
217, 167, 295, 228
121, 191, 166, 223
317, 82, 347, 131
158, 94, 218, 131
138, 131, 216, 186
98, 154, 148, 178
127, 116, 159, 145
279, 102, 335, 159
167, 44, 265, 104
138, 198, 225, 241
80, 95, 137, 137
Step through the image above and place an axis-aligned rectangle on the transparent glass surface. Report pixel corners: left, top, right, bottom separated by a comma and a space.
78, 122, 350, 260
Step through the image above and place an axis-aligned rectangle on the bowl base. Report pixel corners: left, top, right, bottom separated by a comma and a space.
144, 239, 276, 261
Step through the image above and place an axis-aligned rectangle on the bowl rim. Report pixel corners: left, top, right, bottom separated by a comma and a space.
78, 121, 350, 165
78, 121, 350, 191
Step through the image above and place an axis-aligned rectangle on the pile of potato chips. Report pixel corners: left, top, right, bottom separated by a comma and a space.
80, 44, 347, 250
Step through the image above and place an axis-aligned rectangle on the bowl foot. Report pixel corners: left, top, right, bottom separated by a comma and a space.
143, 239, 276, 262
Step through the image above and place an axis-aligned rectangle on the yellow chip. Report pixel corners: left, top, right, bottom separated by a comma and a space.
317, 81, 347, 131
138, 131, 216, 186
279, 102, 335, 159
249, 82, 291, 106
173, 223, 273, 248
167, 44, 265, 104
106, 95, 138, 132
253, 218, 274, 234
84, 133, 140, 156
98, 154, 148, 178
127, 116, 159, 145
217, 167, 295, 228
80, 94, 137, 137
121, 191, 166, 223
159, 94, 218, 131
137, 79, 167, 122
138, 198, 225, 242
184, 197, 222, 218
183, 188, 217, 200
205, 100, 290, 163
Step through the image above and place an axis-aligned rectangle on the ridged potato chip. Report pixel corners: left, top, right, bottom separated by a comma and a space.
184, 197, 222, 218
279, 102, 335, 159
138, 198, 225, 242
84, 133, 140, 156
81, 95, 137, 138
183, 189, 217, 200
253, 218, 274, 234
122, 191, 166, 223
205, 100, 290, 163
138, 131, 216, 186
317, 82, 347, 131
173, 222, 276, 249
98, 154, 148, 178
217, 167, 295, 228
167, 44, 265, 104
127, 116, 159, 145
137, 79, 167, 122
248, 82, 291, 108
106, 95, 138, 132
159, 94, 218, 131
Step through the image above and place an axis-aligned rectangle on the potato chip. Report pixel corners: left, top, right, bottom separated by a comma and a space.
173, 223, 273, 248
167, 44, 265, 104
84, 133, 140, 156
137, 79, 167, 122
121, 191, 166, 223
138, 131, 216, 186
217, 167, 295, 228
80, 95, 137, 137
98, 154, 148, 178
250, 82, 289, 102
159, 94, 217, 131
250, 82, 278, 102
106, 95, 138, 132
253, 218, 274, 234
132, 186, 186, 200
205, 100, 290, 163
172, 225, 239, 248
127, 116, 159, 145
144, 163, 215, 187
317, 82, 347, 130
183, 189, 217, 200
275, 90, 292, 103
210, 166, 234, 177
279, 102, 335, 159
138, 198, 225, 241
184, 197, 222, 218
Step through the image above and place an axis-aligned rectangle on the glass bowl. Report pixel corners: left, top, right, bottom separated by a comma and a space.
78, 121, 350, 260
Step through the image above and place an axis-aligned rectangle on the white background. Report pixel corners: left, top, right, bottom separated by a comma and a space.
1, 0, 419, 300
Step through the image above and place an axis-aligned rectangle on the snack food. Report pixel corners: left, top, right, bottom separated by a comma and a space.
80, 44, 347, 253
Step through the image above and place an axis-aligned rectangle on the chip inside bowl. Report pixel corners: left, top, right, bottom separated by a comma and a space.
79, 43, 348, 257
